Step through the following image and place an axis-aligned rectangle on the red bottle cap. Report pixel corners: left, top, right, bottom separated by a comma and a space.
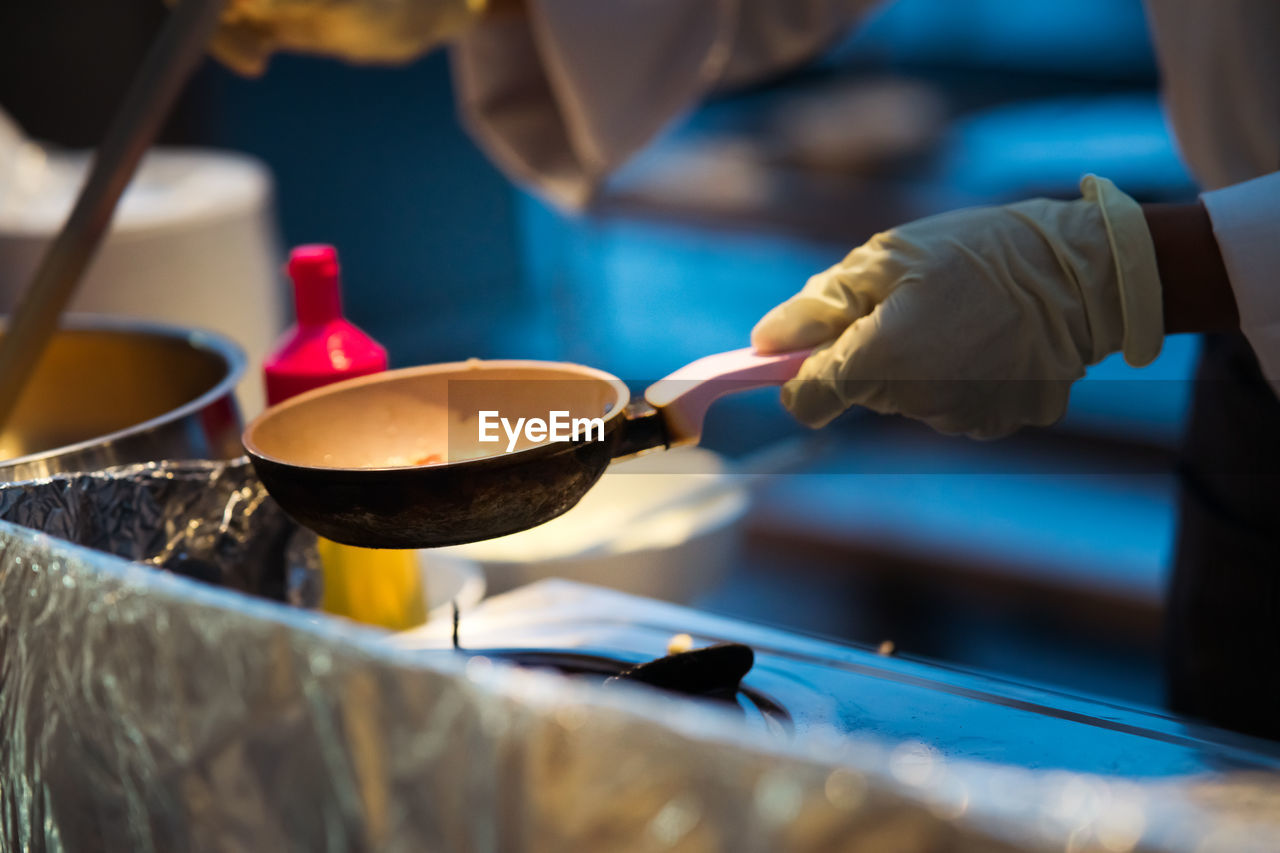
287, 244, 344, 327
263, 244, 388, 406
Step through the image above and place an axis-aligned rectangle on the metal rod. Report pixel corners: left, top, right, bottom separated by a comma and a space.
452, 600, 461, 649
0, 0, 228, 432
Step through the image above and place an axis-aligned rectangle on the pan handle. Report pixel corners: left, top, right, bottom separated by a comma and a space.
640, 347, 812, 448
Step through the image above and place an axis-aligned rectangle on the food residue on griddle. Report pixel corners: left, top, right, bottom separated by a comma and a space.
666, 633, 694, 655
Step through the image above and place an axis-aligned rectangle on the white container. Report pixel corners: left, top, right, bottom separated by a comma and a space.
0, 112, 284, 416
440, 447, 749, 604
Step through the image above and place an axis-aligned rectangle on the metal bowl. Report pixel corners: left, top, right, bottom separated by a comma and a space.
0, 317, 245, 482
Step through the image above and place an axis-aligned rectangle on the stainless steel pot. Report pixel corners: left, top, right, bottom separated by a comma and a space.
0, 317, 245, 482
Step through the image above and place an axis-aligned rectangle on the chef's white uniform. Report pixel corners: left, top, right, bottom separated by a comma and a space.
451, 0, 1280, 386
453, 0, 1280, 738
450, 1, 874, 208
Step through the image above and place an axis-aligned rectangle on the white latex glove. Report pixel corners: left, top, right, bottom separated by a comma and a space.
204, 0, 487, 75
751, 175, 1163, 438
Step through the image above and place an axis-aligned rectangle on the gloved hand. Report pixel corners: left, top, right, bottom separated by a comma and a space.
751, 175, 1163, 438
205, 0, 487, 75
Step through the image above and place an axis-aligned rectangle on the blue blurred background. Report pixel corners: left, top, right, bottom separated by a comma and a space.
2, 0, 1204, 709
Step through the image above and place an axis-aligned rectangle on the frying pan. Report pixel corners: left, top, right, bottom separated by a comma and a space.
243, 347, 809, 549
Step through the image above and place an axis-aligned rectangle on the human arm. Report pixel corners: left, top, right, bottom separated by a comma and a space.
750, 176, 1162, 437
752, 172, 1280, 438
1145, 201, 1237, 335
202, 0, 874, 205
450, 0, 874, 207
1197, 171, 1280, 387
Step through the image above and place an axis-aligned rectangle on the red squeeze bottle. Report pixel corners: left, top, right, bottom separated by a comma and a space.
264, 245, 387, 406
264, 245, 426, 631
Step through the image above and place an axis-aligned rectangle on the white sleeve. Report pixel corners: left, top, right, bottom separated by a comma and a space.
449, 0, 868, 209
1201, 171, 1280, 390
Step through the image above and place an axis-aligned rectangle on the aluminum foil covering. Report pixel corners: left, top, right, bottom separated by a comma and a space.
0, 457, 314, 605
3, 521, 1280, 852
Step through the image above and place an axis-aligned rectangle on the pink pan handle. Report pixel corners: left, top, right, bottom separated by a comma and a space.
643, 347, 812, 447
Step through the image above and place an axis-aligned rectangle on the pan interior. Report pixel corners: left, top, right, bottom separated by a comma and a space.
246, 362, 628, 470
0, 327, 231, 462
